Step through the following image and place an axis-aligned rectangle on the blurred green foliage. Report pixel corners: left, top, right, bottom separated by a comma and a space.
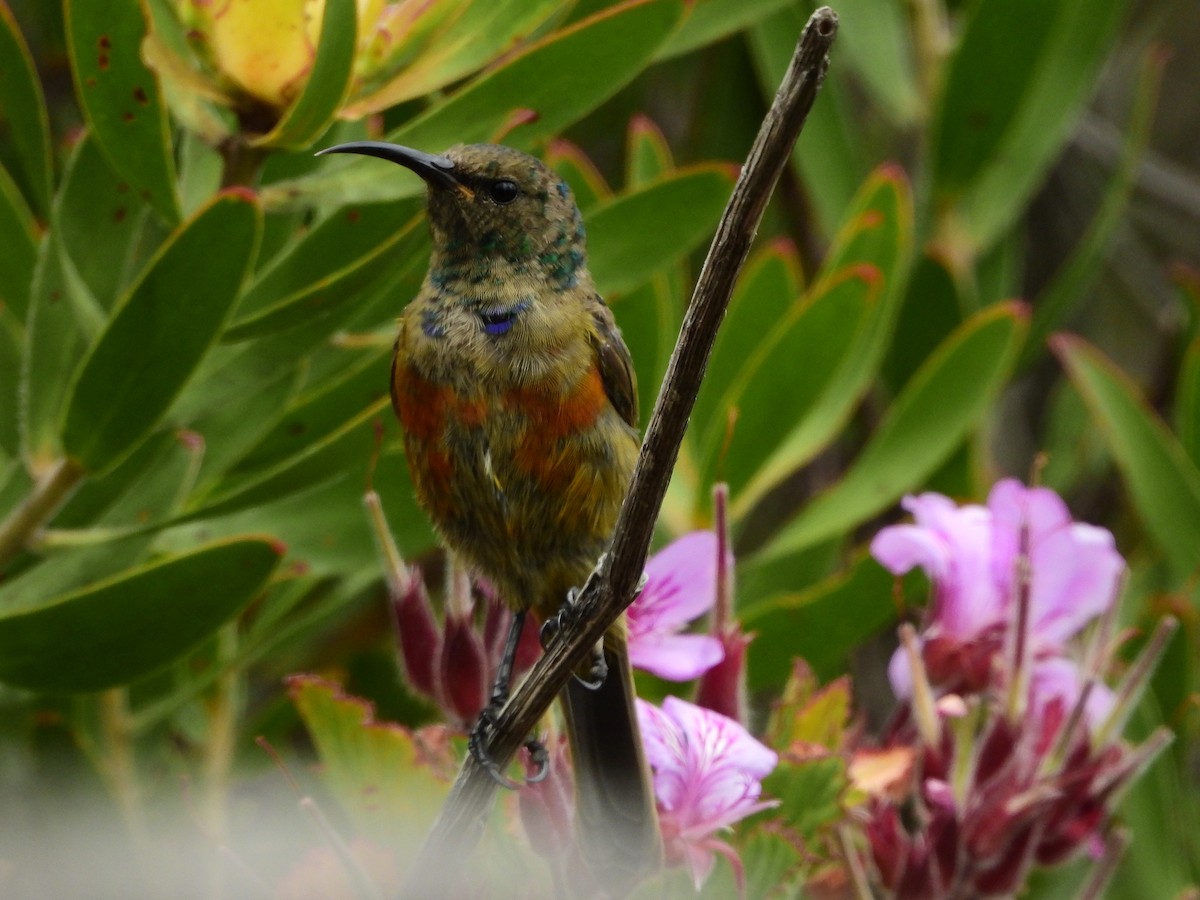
0, 0, 1197, 896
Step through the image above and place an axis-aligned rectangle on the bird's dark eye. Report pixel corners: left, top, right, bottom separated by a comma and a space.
488, 179, 520, 204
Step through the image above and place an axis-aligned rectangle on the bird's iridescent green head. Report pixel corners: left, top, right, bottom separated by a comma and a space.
318, 141, 588, 289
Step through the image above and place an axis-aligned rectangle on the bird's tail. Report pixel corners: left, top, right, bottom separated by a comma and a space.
560, 634, 662, 893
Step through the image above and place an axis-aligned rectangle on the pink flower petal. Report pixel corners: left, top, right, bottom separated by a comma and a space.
636, 531, 720, 628
636, 695, 778, 863
1031, 657, 1115, 730
1030, 524, 1123, 646
870, 523, 951, 580
661, 695, 778, 778
628, 633, 725, 681
627, 532, 726, 680
887, 643, 914, 701
873, 498, 1001, 640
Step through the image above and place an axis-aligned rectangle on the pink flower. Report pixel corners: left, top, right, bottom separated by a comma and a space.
627, 532, 725, 680
873, 480, 1124, 724
636, 696, 778, 888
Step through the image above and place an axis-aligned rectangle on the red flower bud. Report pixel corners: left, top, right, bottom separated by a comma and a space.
390, 567, 440, 700
439, 611, 487, 725
694, 625, 751, 723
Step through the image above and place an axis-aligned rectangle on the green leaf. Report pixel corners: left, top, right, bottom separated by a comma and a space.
237, 348, 388, 472
748, 6, 868, 237
178, 127, 224, 218
0, 163, 37, 322
760, 302, 1027, 560
181, 397, 388, 523
769, 667, 852, 750
736, 831, 804, 899
0, 432, 203, 608
289, 675, 450, 854
0, 1, 53, 216
545, 139, 612, 213
250, 0, 357, 150
692, 241, 801, 455
881, 252, 963, 394
227, 201, 424, 340
58, 132, 154, 310
609, 117, 689, 425
763, 754, 847, 841
1020, 49, 1161, 368
731, 166, 913, 517
62, 193, 261, 474
19, 136, 124, 462
931, 0, 1129, 252
625, 114, 674, 187
0, 304, 23, 457
615, 276, 686, 439
831, 0, 919, 124
702, 265, 878, 506
265, 0, 685, 210
188, 365, 302, 489
54, 430, 189, 529
654, 0, 795, 61
745, 552, 899, 689
165, 442, 430, 578
20, 157, 107, 473
0, 537, 280, 692
1176, 336, 1200, 470
66, 0, 180, 222
1108, 701, 1200, 898
1054, 335, 1200, 585
588, 164, 734, 296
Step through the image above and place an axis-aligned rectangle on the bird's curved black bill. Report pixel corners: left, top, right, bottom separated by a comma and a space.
316, 141, 458, 190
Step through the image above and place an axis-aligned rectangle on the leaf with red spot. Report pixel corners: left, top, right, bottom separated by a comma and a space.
65, 0, 180, 222
62, 192, 260, 474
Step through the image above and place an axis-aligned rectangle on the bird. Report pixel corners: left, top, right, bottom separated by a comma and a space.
317, 140, 661, 889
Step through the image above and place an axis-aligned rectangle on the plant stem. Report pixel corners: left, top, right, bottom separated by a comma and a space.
204, 624, 242, 838
403, 8, 839, 894
97, 688, 148, 846
204, 623, 242, 900
906, 0, 949, 116
0, 457, 86, 568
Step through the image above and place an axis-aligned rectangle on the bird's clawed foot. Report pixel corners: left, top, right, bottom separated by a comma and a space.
540, 584, 608, 692
539, 552, 612, 649
573, 641, 608, 691
469, 701, 549, 788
